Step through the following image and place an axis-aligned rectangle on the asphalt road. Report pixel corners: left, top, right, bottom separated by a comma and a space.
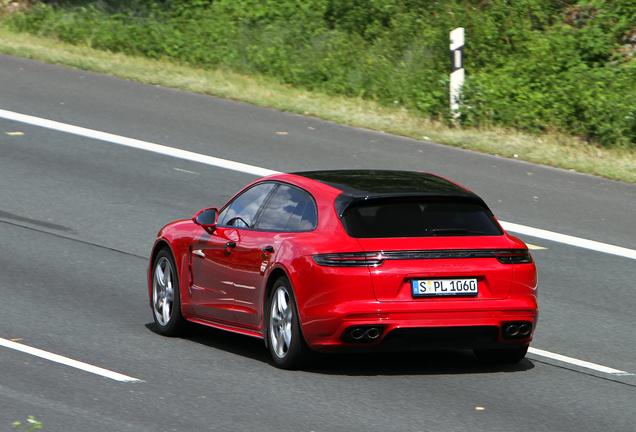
1, 53, 636, 432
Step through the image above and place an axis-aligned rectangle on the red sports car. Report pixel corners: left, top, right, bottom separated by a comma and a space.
148, 170, 538, 369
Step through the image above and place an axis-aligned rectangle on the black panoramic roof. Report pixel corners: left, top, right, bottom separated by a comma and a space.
294, 170, 488, 216
294, 170, 475, 197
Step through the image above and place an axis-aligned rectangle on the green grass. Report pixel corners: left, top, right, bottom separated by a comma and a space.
1, 28, 635, 184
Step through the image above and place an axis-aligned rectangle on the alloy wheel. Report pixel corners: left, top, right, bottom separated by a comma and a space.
270, 286, 293, 359
153, 256, 175, 326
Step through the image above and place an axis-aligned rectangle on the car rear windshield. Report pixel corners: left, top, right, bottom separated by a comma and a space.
340, 199, 503, 238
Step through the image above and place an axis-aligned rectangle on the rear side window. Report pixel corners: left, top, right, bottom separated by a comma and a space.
257, 185, 317, 232
341, 200, 502, 238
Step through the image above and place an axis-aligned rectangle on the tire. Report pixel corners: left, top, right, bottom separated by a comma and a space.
474, 344, 529, 364
267, 277, 308, 369
151, 249, 186, 336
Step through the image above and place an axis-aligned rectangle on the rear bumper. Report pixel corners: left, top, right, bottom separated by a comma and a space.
301, 298, 538, 352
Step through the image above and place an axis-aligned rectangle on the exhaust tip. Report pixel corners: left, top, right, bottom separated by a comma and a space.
506, 324, 520, 336
351, 328, 365, 340
342, 326, 384, 343
502, 321, 532, 339
366, 327, 381, 340
519, 324, 531, 336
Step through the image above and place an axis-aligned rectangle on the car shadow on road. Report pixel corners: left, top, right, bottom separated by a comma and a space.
145, 322, 534, 376
145, 321, 272, 364
305, 350, 534, 376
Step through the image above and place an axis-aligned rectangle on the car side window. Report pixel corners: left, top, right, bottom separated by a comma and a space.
257, 185, 317, 232
218, 183, 276, 228
295, 195, 318, 231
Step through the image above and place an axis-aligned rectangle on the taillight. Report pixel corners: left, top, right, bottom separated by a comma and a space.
494, 250, 533, 264
313, 249, 533, 266
313, 252, 386, 267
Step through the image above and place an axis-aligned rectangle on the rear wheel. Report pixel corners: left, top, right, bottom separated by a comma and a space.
151, 249, 186, 336
267, 277, 307, 369
474, 344, 529, 364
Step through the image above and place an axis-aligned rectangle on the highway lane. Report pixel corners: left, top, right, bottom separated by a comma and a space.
1, 112, 634, 375
1, 207, 635, 432
1, 53, 635, 250
1, 53, 636, 431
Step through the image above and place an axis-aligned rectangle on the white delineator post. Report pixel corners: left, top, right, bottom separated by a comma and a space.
450, 27, 465, 117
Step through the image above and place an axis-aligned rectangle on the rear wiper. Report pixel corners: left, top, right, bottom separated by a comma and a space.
429, 229, 484, 236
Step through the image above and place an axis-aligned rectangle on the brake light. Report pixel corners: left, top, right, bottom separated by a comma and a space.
313, 252, 386, 267
494, 250, 533, 264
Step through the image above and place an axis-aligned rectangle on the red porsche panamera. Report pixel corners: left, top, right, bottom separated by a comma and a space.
148, 170, 538, 369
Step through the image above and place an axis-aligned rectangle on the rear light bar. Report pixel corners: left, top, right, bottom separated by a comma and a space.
493, 250, 533, 264
313, 249, 532, 267
312, 252, 386, 267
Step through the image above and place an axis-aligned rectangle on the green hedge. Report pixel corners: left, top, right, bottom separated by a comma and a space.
4, 0, 636, 147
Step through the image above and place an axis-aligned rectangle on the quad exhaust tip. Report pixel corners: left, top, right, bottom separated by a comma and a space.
351, 328, 365, 340
366, 327, 381, 340
343, 326, 384, 343
503, 322, 532, 339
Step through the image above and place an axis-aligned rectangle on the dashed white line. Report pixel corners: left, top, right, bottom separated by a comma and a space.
529, 347, 632, 376
526, 244, 547, 250
0, 337, 142, 383
173, 167, 199, 175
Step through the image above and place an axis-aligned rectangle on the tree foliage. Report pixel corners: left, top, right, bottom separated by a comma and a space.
5, 0, 636, 147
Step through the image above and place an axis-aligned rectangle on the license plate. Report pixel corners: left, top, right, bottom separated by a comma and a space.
411, 278, 478, 297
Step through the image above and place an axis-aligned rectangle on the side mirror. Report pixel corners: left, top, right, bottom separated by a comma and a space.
193, 207, 218, 227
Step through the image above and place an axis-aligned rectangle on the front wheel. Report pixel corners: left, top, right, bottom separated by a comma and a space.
474, 344, 529, 364
151, 249, 186, 336
267, 277, 307, 369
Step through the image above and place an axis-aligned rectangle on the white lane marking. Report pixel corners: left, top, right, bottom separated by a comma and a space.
529, 347, 633, 376
500, 221, 636, 261
0, 337, 143, 383
174, 167, 199, 175
2, 109, 636, 262
0, 109, 277, 177
2, 109, 635, 379
526, 244, 546, 250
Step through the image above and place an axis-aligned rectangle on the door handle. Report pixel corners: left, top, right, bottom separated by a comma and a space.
262, 245, 274, 255
224, 241, 237, 252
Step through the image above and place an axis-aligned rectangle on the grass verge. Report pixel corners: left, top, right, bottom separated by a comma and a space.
0, 28, 634, 184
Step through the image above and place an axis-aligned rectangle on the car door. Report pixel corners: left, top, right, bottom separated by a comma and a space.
189, 182, 276, 323
233, 184, 318, 328
190, 226, 238, 322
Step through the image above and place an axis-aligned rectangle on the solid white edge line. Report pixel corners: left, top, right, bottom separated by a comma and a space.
528, 347, 632, 376
0, 338, 143, 383
500, 221, 636, 261
0, 109, 279, 177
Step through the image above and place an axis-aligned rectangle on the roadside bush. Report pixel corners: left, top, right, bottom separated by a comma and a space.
3, 0, 636, 147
